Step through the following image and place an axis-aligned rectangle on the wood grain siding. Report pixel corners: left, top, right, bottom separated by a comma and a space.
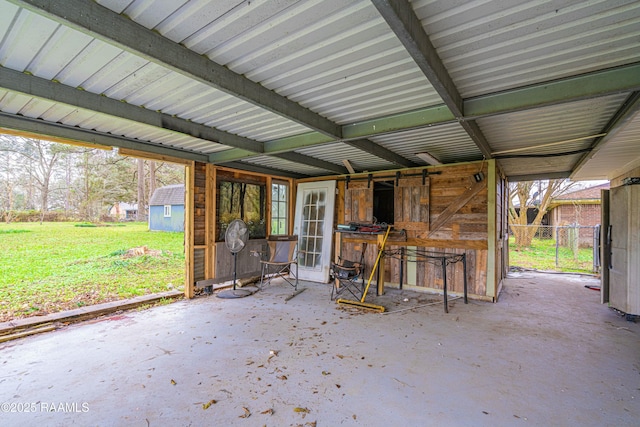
395, 178, 429, 231
345, 182, 373, 223
193, 162, 207, 246
184, 162, 195, 298
335, 161, 495, 299
426, 164, 488, 241
214, 240, 266, 282
184, 161, 208, 297
194, 248, 205, 282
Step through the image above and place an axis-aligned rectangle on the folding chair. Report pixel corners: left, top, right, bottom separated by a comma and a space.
330, 256, 365, 301
259, 235, 298, 290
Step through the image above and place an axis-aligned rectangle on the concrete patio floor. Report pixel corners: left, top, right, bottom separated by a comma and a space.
1, 272, 638, 427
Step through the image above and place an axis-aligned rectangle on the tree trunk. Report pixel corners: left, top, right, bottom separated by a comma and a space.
148, 161, 157, 207
137, 159, 145, 221
508, 179, 572, 249
65, 154, 72, 216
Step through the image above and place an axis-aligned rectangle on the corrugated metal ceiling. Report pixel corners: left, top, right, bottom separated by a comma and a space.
417, 0, 640, 96
1, 0, 639, 182
572, 108, 640, 181
479, 94, 628, 153
370, 123, 482, 165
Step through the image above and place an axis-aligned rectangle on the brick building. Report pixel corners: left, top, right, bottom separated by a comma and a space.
548, 183, 609, 246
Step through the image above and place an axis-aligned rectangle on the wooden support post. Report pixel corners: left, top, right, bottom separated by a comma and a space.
266, 176, 272, 236
486, 160, 497, 300
183, 162, 195, 299
334, 231, 342, 291
205, 164, 216, 280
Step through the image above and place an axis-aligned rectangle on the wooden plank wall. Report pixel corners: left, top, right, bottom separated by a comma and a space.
395, 178, 430, 231
336, 161, 494, 299
186, 162, 207, 295
214, 240, 266, 282
345, 182, 373, 223
193, 162, 207, 246
184, 161, 207, 297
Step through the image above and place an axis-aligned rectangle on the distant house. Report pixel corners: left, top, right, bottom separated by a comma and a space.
149, 184, 185, 232
548, 183, 609, 246
549, 183, 609, 227
109, 202, 138, 220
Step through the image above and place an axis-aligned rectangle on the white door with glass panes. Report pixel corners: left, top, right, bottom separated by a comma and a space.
293, 180, 336, 283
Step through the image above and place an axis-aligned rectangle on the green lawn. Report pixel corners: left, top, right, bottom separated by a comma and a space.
509, 236, 595, 274
0, 222, 184, 322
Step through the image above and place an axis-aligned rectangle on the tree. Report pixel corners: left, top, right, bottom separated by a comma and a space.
508, 179, 575, 248
0, 134, 185, 222
0, 137, 67, 223
0, 142, 20, 222
136, 159, 146, 221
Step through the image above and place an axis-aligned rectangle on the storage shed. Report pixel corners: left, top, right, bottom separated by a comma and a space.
148, 184, 185, 232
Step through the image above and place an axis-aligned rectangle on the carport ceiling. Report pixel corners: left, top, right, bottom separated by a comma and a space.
1, 0, 640, 181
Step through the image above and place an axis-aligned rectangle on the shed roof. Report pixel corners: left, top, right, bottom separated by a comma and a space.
112, 202, 138, 211
555, 183, 610, 201
149, 184, 184, 206
1, 1, 639, 182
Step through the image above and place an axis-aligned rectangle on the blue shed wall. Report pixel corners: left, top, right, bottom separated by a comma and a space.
149, 205, 185, 232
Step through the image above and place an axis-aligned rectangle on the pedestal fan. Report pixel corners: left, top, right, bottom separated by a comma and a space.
217, 219, 253, 299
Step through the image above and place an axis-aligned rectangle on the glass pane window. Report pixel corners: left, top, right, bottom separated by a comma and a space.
217, 180, 266, 241
164, 205, 171, 217
271, 181, 288, 235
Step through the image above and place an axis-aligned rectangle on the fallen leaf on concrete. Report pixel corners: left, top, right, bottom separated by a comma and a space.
202, 399, 217, 410
170, 379, 177, 385
294, 407, 310, 414
321, 371, 330, 376
239, 407, 251, 418
306, 422, 317, 427
277, 375, 288, 380
260, 408, 274, 415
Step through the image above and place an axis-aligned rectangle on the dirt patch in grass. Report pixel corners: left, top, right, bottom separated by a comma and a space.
123, 246, 163, 258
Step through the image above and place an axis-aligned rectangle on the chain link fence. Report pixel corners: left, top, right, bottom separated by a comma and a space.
509, 224, 600, 273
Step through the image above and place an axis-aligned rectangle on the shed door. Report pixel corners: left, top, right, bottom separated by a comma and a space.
345, 181, 373, 223
293, 180, 336, 283
395, 177, 430, 231
601, 189, 610, 304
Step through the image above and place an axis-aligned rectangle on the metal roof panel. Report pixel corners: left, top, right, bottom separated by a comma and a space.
573, 109, 640, 180
414, 0, 640, 97
369, 123, 483, 165
478, 94, 629, 155
297, 142, 396, 173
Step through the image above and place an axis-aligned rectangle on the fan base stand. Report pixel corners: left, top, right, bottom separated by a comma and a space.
216, 288, 254, 299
